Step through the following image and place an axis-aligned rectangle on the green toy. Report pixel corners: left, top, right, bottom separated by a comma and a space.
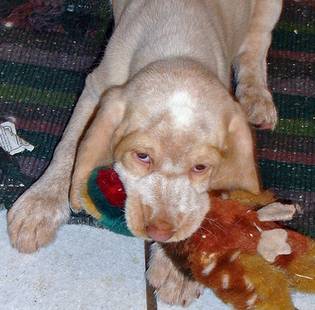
81, 166, 133, 237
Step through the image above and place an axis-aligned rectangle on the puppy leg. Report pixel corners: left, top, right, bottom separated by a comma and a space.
7, 73, 101, 253
234, 0, 282, 129
112, 0, 131, 21
147, 243, 204, 307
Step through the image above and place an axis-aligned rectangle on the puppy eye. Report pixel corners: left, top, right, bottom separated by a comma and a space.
135, 152, 151, 164
192, 164, 208, 173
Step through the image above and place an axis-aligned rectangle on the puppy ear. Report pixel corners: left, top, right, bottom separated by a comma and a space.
70, 86, 127, 210
210, 111, 260, 194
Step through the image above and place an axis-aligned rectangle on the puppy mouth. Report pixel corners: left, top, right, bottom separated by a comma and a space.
145, 224, 176, 242
125, 200, 210, 242
122, 179, 211, 242
125, 205, 178, 242
127, 213, 206, 243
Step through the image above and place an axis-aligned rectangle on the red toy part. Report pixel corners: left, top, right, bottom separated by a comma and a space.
96, 168, 126, 207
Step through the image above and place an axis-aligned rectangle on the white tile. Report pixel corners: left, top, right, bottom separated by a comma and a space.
1, 211, 313, 310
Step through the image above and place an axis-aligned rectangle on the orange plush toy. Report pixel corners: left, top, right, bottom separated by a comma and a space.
161, 192, 315, 310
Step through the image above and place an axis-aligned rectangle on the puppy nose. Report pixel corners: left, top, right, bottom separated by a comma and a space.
146, 221, 175, 242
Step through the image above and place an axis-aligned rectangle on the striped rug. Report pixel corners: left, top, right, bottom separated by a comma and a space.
257, 0, 315, 236
0, 1, 314, 237
0, 0, 112, 209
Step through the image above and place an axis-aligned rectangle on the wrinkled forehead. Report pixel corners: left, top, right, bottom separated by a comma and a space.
128, 89, 226, 149
164, 90, 197, 129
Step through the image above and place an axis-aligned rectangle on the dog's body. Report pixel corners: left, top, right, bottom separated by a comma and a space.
8, 0, 282, 306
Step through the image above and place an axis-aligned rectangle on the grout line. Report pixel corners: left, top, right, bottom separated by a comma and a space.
145, 241, 158, 310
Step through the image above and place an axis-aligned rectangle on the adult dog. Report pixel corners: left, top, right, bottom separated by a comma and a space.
8, 0, 282, 305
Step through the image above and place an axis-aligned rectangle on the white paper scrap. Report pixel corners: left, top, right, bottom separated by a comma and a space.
0, 121, 34, 155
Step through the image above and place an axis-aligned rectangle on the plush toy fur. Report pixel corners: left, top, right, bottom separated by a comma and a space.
161, 194, 315, 310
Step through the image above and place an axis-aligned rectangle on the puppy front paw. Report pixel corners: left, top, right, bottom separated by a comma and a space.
156, 275, 203, 307
236, 85, 278, 130
147, 243, 203, 307
7, 187, 69, 253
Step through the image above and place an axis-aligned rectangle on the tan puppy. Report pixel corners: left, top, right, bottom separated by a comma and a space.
8, 0, 282, 305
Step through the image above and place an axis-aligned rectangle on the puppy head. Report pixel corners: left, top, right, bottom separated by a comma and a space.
72, 59, 260, 241
113, 132, 216, 242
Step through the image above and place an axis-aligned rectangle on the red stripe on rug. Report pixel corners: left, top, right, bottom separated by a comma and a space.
15, 117, 64, 136
284, 0, 315, 9
257, 149, 315, 165
269, 78, 315, 97
269, 50, 315, 62
17, 156, 48, 178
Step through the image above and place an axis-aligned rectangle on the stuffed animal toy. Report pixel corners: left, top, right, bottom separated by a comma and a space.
80, 166, 132, 236
160, 195, 315, 310
81, 166, 315, 309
